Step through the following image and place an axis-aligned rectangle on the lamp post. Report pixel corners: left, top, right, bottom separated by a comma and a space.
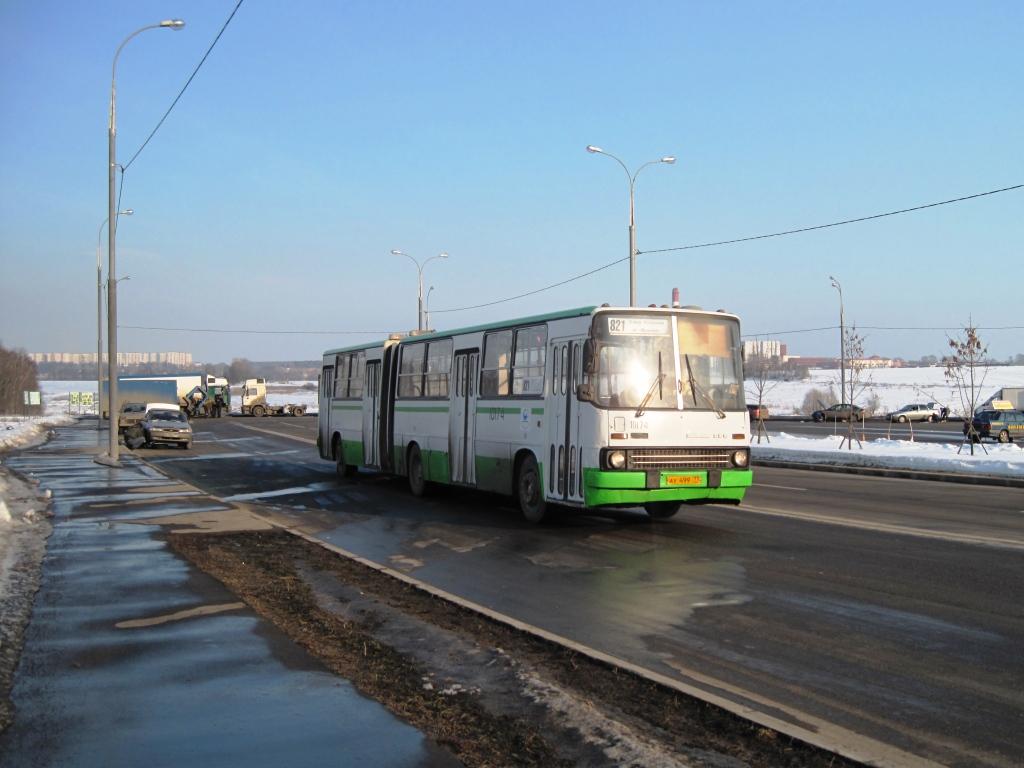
829, 276, 846, 405
424, 285, 435, 330
96, 209, 133, 430
586, 145, 675, 307
102, 19, 185, 465
390, 250, 448, 331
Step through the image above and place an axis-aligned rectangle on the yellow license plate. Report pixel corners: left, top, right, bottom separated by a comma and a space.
665, 475, 702, 486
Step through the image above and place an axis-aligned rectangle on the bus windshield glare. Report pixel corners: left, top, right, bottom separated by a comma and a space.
591, 313, 744, 411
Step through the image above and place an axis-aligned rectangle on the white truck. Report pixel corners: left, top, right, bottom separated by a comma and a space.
239, 378, 307, 417
978, 387, 1024, 413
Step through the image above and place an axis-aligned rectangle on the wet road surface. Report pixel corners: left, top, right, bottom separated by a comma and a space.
0, 426, 458, 768
139, 415, 1024, 767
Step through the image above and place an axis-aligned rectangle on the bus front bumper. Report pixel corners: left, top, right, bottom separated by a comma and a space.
583, 468, 753, 507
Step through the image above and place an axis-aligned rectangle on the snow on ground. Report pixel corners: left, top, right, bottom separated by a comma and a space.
0, 381, 90, 452
750, 366, 1024, 417
752, 432, 1024, 478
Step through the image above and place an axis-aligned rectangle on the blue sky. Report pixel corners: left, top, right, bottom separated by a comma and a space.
1, 1, 1021, 363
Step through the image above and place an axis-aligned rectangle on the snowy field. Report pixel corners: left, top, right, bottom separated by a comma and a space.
749, 366, 1024, 417
0, 380, 87, 452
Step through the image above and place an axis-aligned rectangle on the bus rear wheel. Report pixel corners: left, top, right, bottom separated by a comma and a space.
334, 438, 357, 479
645, 501, 681, 519
407, 444, 427, 497
516, 454, 546, 523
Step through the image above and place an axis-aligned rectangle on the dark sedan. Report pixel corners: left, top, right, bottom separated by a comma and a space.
811, 403, 864, 422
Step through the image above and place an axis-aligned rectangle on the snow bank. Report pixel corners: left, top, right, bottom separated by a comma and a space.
752, 432, 1024, 478
1, 381, 85, 452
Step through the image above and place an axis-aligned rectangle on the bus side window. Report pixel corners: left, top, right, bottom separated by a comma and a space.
481, 330, 513, 397
398, 343, 426, 398
512, 325, 546, 397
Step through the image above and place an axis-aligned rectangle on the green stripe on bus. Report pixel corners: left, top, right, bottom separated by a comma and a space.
331, 404, 362, 411
395, 405, 450, 413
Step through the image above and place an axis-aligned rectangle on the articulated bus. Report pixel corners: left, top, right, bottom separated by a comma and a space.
318, 305, 752, 521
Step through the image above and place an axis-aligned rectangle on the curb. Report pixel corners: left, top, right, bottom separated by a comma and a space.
753, 458, 1024, 488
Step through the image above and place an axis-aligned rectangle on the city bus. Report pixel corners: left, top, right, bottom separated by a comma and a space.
318, 305, 752, 521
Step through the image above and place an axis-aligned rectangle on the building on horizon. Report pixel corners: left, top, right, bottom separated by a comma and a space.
30, 351, 193, 366
743, 339, 788, 360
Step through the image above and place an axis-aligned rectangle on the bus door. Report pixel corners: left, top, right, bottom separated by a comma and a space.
318, 364, 334, 459
449, 349, 479, 484
547, 338, 584, 503
379, 344, 399, 473
362, 360, 382, 467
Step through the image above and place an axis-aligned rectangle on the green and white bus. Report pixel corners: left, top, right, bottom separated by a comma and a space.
318, 305, 752, 521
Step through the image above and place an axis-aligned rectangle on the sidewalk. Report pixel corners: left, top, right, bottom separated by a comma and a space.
0, 425, 456, 768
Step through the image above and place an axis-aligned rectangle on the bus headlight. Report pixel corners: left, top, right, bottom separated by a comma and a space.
732, 449, 749, 468
607, 450, 627, 469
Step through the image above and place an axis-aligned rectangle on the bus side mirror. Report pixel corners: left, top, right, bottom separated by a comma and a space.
576, 382, 594, 403
582, 339, 597, 374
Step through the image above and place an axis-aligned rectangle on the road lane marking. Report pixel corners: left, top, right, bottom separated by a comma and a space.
722, 503, 1024, 551
229, 421, 317, 445
116, 602, 246, 629
221, 481, 338, 502
754, 483, 807, 491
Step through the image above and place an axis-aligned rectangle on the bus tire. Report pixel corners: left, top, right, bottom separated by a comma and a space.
516, 453, 546, 523
645, 501, 681, 519
334, 436, 357, 479
407, 444, 427, 497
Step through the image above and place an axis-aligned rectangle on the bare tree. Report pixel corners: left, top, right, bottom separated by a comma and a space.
944, 323, 989, 456
0, 343, 41, 415
839, 326, 869, 449
745, 355, 780, 444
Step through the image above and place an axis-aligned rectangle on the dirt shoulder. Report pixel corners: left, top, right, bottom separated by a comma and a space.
168, 529, 859, 768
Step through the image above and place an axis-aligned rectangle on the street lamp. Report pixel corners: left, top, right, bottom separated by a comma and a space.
586, 145, 675, 307
101, 19, 185, 466
96, 209, 133, 430
829, 276, 846, 405
424, 285, 435, 330
390, 250, 448, 331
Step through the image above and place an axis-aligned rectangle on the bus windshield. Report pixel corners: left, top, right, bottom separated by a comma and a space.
591, 313, 744, 412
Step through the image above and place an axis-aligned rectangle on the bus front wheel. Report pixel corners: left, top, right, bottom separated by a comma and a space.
516, 454, 546, 523
645, 501, 681, 520
407, 444, 427, 497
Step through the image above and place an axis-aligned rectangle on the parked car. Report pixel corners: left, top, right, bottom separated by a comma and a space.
747, 403, 769, 420
965, 410, 1024, 443
885, 403, 936, 423
133, 408, 193, 449
117, 402, 147, 434
811, 403, 864, 422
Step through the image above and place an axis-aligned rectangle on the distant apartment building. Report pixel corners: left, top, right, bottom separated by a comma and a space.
742, 339, 787, 360
30, 351, 193, 366
850, 356, 903, 369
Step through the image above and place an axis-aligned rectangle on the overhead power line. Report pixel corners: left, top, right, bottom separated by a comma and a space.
122, 0, 245, 171
744, 324, 1024, 338
432, 183, 1023, 314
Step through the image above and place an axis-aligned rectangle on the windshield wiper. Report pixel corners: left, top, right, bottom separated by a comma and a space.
635, 352, 664, 417
684, 354, 726, 419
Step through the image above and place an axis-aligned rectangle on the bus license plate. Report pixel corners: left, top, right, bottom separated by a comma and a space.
665, 475, 701, 486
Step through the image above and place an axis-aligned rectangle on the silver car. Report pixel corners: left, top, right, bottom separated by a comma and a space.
886, 403, 936, 423
140, 408, 193, 449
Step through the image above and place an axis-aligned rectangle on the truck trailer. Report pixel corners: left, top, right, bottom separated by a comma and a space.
101, 373, 230, 419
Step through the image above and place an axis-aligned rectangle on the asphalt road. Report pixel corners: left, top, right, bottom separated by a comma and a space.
762, 417, 970, 445
142, 415, 1024, 767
